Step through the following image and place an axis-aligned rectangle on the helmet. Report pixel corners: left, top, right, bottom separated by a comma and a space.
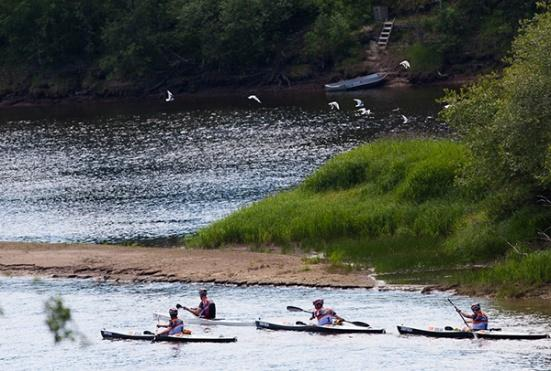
169, 308, 178, 318
471, 303, 481, 312
313, 299, 324, 307
199, 288, 207, 297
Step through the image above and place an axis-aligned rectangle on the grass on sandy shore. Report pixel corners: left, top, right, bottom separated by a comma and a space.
187, 139, 551, 296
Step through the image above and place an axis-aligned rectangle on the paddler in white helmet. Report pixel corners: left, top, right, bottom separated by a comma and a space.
310, 299, 344, 325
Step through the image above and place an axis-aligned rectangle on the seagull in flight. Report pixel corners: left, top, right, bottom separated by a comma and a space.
444, 104, 453, 109
165, 90, 174, 102
401, 115, 409, 124
399, 60, 411, 70
353, 99, 364, 108
248, 95, 261, 104
357, 108, 372, 115
328, 101, 340, 110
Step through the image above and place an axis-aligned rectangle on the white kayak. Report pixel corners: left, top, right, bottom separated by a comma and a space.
153, 312, 255, 327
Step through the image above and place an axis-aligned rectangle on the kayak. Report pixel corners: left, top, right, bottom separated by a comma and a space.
153, 312, 255, 327
101, 330, 237, 343
397, 325, 550, 340
255, 320, 385, 334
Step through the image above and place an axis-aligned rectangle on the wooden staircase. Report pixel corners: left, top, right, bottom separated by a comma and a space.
377, 19, 395, 48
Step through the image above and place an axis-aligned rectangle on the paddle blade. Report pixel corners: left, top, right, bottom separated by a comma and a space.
349, 321, 370, 328
286, 306, 307, 313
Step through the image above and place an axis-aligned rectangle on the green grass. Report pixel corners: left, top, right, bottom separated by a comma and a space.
186, 138, 551, 296
189, 139, 471, 265
460, 250, 551, 297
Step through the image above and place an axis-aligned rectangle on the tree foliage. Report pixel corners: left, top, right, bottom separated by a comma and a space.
441, 4, 551, 212
0, 0, 543, 86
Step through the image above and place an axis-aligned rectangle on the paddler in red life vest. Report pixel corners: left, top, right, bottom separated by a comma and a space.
182, 288, 217, 319
156, 308, 190, 336
456, 303, 489, 331
310, 299, 344, 326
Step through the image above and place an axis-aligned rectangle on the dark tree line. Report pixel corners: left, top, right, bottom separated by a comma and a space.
0, 0, 539, 90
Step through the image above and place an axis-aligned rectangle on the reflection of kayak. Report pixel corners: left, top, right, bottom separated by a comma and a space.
101, 330, 237, 343
324, 73, 387, 92
153, 312, 254, 327
397, 325, 550, 340
255, 320, 385, 334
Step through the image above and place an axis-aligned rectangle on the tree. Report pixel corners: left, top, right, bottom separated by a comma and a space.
441, 4, 551, 212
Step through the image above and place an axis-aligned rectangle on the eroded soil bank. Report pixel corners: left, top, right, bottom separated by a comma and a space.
0, 242, 376, 288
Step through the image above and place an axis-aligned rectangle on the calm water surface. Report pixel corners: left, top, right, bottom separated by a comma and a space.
0, 88, 449, 243
0, 277, 550, 371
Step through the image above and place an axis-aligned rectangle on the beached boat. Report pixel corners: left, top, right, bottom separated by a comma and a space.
397, 325, 550, 340
153, 312, 254, 327
324, 73, 386, 92
255, 320, 385, 334
100, 330, 237, 343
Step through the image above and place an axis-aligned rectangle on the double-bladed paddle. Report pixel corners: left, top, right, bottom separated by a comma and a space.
176, 303, 199, 317
447, 298, 478, 339
286, 305, 370, 327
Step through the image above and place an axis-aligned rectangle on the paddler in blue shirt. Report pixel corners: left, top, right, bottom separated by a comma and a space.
456, 303, 489, 331
310, 299, 344, 325
156, 308, 189, 336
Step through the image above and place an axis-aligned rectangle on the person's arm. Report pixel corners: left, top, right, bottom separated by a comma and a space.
177, 303, 200, 316
156, 326, 170, 335
458, 310, 474, 319
156, 322, 169, 328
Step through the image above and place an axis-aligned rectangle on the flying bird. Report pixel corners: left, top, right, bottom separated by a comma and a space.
328, 101, 340, 110
165, 90, 174, 102
444, 104, 453, 109
401, 115, 409, 124
353, 98, 364, 108
248, 95, 261, 104
357, 108, 372, 115
399, 60, 411, 70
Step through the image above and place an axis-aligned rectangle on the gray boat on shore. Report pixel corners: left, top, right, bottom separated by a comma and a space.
324, 72, 387, 92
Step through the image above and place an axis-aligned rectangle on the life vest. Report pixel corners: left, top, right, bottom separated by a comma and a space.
469, 311, 488, 330
168, 318, 184, 335
198, 299, 216, 319
473, 311, 488, 324
314, 308, 336, 325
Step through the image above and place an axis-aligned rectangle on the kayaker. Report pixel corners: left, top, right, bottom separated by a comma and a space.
181, 288, 216, 319
156, 308, 190, 336
310, 299, 344, 326
456, 303, 488, 331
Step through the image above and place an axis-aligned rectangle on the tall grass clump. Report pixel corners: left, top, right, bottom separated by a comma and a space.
189, 139, 470, 260
463, 250, 551, 296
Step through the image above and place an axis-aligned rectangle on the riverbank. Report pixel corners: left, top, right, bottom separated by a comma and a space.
0, 242, 377, 289
0, 72, 475, 109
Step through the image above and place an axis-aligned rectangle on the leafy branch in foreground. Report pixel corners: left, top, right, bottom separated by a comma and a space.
45, 296, 75, 343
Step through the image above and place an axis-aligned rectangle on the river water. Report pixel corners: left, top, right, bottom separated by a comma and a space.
1, 89, 550, 370
0, 277, 550, 371
0, 88, 448, 243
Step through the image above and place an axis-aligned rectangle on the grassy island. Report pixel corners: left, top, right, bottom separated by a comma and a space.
188, 139, 551, 296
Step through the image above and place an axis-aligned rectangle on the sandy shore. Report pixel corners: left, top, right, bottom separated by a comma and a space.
0, 242, 377, 288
